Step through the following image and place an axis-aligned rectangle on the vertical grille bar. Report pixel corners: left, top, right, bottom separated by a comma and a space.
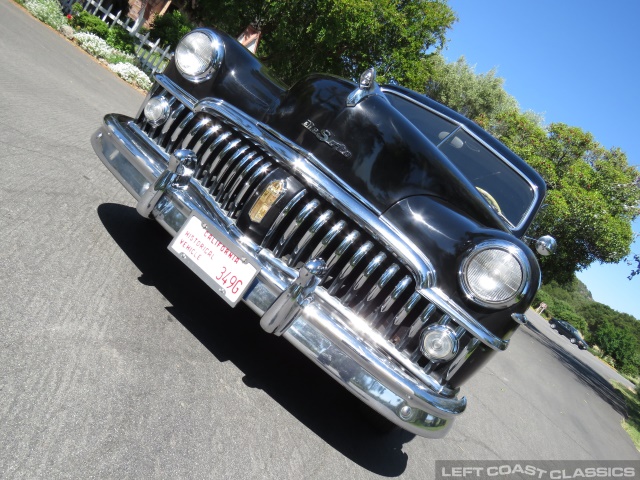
396, 304, 437, 351
157, 103, 185, 147
181, 118, 211, 150
353, 263, 400, 315
262, 190, 307, 247
384, 291, 421, 338
197, 131, 232, 181
341, 252, 387, 304
213, 146, 250, 198
368, 275, 412, 327
328, 241, 374, 295
166, 111, 195, 153
273, 199, 321, 257
229, 162, 271, 218
310, 220, 346, 260
323, 230, 361, 281
289, 210, 335, 266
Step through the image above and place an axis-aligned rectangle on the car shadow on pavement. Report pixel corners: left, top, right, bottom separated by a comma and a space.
98, 203, 417, 476
523, 321, 629, 419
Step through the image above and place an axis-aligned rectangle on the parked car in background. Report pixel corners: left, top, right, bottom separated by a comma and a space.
91, 27, 556, 438
549, 318, 588, 349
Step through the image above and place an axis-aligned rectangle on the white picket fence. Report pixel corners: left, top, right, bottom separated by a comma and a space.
59, 0, 173, 75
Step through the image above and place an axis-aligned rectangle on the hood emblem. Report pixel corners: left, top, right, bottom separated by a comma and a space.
302, 120, 352, 158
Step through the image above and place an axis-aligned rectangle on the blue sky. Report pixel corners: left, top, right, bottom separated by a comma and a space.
441, 0, 640, 319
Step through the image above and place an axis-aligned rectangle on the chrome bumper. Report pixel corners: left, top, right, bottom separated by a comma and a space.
92, 113, 465, 438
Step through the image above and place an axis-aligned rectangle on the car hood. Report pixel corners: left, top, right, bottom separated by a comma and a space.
266, 75, 507, 232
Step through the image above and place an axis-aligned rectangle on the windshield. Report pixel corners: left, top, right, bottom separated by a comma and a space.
385, 93, 536, 228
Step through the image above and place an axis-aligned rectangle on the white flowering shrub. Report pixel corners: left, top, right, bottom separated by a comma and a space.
109, 63, 152, 90
24, 11, 152, 92
74, 32, 135, 64
25, 0, 67, 31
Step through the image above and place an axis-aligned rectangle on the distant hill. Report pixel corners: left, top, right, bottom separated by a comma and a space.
534, 276, 640, 375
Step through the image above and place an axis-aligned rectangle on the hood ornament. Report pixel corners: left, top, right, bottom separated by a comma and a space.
346, 67, 383, 107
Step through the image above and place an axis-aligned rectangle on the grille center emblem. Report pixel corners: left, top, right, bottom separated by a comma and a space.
302, 120, 352, 158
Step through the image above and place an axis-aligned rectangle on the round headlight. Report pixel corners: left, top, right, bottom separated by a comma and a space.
459, 240, 530, 309
175, 30, 224, 83
420, 325, 459, 361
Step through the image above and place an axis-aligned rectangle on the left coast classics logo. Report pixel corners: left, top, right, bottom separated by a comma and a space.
302, 120, 352, 158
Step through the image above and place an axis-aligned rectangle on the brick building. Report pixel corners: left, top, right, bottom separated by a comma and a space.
127, 0, 172, 28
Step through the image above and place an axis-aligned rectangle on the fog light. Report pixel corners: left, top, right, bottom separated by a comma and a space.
420, 325, 459, 362
249, 180, 286, 222
144, 96, 170, 126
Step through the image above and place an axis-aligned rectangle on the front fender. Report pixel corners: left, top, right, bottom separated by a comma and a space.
382, 195, 541, 339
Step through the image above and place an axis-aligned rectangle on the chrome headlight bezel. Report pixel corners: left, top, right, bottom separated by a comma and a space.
175, 29, 224, 83
458, 240, 531, 309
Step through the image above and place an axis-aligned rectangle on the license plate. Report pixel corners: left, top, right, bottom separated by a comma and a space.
169, 215, 259, 306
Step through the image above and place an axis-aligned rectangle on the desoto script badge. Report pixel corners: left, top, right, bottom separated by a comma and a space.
302, 120, 352, 158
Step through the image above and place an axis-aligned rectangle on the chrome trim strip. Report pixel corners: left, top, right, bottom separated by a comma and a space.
155, 74, 197, 109
420, 287, 510, 351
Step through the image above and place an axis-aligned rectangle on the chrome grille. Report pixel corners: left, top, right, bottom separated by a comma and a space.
138, 87, 273, 219
136, 86, 472, 383
258, 192, 472, 376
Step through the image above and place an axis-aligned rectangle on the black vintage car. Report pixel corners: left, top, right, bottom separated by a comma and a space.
91, 28, 556, 438
549, 318, 589, 349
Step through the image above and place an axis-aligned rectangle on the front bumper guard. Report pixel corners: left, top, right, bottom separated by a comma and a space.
92, 113, 466, 438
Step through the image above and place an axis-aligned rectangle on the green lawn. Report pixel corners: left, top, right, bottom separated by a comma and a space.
612, 381, 640, 451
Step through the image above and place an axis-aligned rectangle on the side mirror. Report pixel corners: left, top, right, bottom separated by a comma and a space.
535, 235, 557, 256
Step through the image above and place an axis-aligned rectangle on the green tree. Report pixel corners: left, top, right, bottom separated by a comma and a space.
479, 111, 640, 284
150, 10, 194, 47
593, 320, 640, 375
185, 0, 457, 88
424, 54, 518, 121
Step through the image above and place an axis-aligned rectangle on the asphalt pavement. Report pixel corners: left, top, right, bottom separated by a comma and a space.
1, 1, 638, 478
